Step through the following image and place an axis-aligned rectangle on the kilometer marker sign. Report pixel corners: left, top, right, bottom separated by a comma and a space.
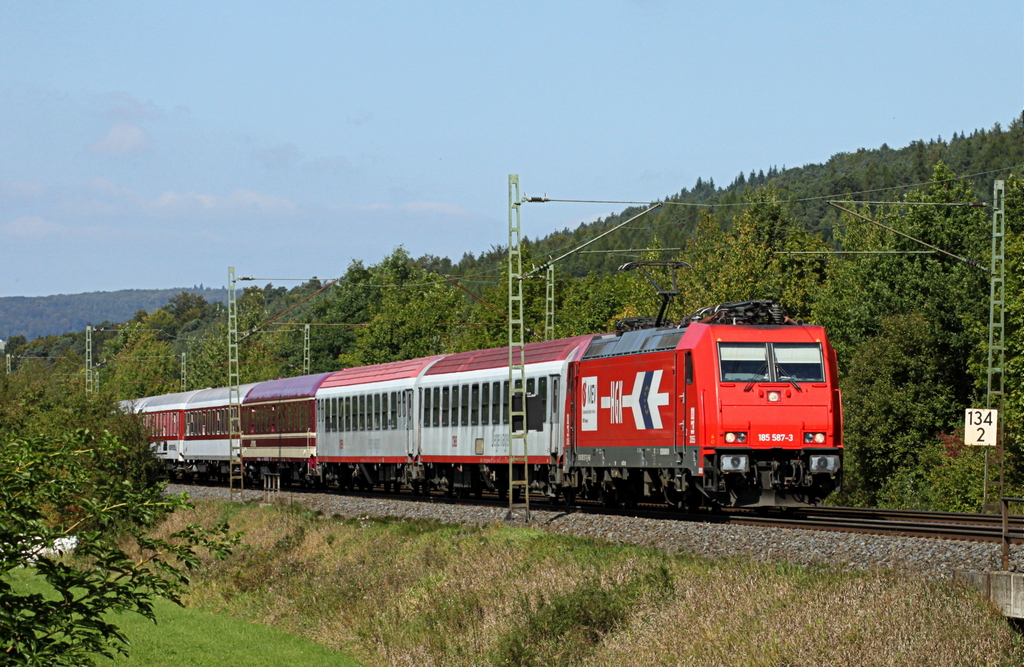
964, 409, 998, 446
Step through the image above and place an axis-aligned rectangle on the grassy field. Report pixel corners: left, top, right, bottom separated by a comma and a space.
5, 567, 361, 667
136, 499, 1024, 667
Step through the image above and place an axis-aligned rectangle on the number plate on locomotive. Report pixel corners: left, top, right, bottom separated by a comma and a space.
758, 433, 794, 442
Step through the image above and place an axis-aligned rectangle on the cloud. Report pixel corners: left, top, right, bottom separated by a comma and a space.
149, 188, 299, 217
89, 177, 133, 198
1, 216, 63, 238
1, 181, 45, 199
400, 200, 468, 216
89, 122, 150, 156
98, 92, 164, 121
250, 143, 303, 169
304, 155, 352, 174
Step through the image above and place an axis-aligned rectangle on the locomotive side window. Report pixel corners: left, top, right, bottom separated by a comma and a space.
719, 343, 769, 382
773, 344, 824, 382
685, 351, 694, 385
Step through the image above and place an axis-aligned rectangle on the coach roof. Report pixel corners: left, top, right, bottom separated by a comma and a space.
244, 372, 336, 403
320, 355, 446, 388
425, 335, 596, 375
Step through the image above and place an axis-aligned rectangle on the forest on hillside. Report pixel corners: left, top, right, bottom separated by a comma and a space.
5, 116, 1022, 512
0, 287, 227, 341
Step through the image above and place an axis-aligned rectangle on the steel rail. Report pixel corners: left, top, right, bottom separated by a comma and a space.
167, 482, 1024, 544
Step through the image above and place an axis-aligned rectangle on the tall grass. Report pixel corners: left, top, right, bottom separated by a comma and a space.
149, 501, 1023, 667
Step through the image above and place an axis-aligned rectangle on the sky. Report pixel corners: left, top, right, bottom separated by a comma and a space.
0, 1, 1021, 298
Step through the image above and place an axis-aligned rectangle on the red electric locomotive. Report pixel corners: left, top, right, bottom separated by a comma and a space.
564, 300, 842, 509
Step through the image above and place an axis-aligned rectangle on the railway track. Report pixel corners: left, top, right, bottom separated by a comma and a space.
171, 480, 1024, 545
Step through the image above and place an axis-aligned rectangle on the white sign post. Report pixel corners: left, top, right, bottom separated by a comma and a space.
965, 409, 998, 446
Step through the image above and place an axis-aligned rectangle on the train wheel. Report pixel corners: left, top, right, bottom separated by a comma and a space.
561, 487, 577, 507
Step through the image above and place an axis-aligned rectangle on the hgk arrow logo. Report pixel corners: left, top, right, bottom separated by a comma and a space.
603, 370, 669, 430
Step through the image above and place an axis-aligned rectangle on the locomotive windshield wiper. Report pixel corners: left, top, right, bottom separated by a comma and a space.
774, 364, 803, 392
743, 362, 770, 392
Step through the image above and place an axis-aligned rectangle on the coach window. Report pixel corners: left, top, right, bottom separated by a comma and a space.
480, 383, 489, 425
422, 388, 431, 426
373, 394, 381, 430
471, 384, 480, 426
461, 385, 470, 426
432, 387, 440, 427
354, 395, 362, 431
502, 380, 510, 424
450, 386, 459, 427
390, 392, 398, 429
526, 378, 535, 397
492, 382, 501, 425
332, 397, 339, 432
441, 387, 450, 427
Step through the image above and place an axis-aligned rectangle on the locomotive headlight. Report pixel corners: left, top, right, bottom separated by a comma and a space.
809, 455, 840, 474
720, 454, 749, 473
725, 432, 747, 444
804, 432, 826, 444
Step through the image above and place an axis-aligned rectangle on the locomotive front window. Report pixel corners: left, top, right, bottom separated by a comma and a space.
773, 344, 824, 382
719, 343, 769, 382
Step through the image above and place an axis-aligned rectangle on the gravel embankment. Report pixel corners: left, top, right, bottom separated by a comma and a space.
168, 484, 1021, 579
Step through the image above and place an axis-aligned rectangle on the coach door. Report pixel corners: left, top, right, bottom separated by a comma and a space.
403, 389, 415, 457
547, 374, 561, 455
